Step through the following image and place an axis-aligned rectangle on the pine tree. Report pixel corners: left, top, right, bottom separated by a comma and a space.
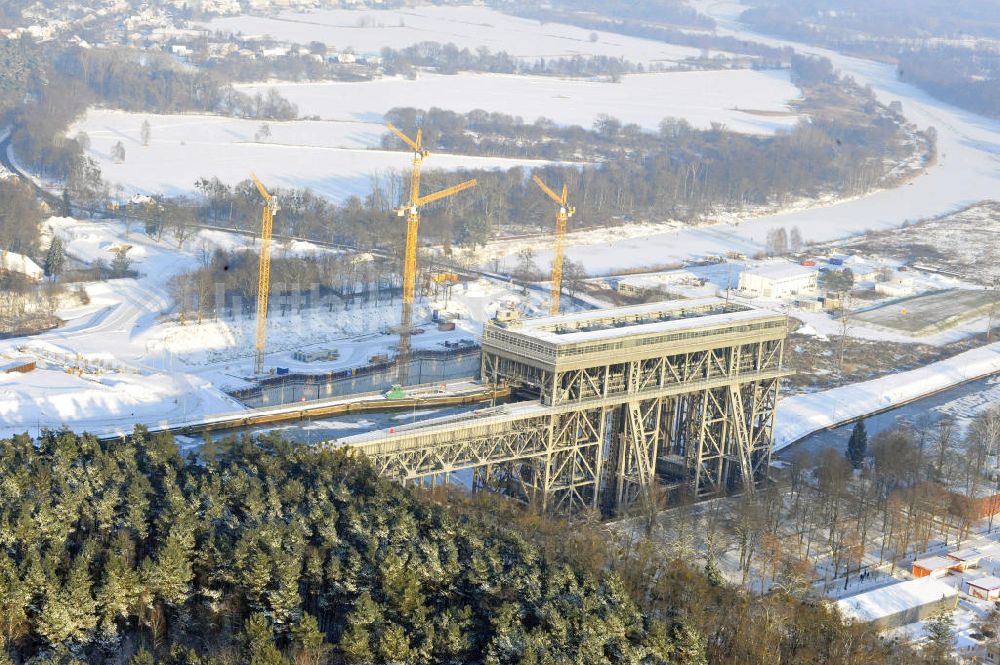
671, 620, 708, 665
290, 614, 331, 665
847, 419, 868, 469
143, 528, 193, 609
338, 622, 372, 664
35, 553, 98, 647
924, 608, 956, 664
242, 613, 286, 665
44, 236, 65, 281
141, 120, 151, 147
704, 555, 725, 587
377, 622, 412, 663
128, 649, 154, 665
111, 247, 131, 278
111, 141, 126, 163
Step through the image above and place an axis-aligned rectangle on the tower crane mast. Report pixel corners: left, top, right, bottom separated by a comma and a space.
387, 123, 477, 385
251, 173, 278, 376
532, 175, 575, 315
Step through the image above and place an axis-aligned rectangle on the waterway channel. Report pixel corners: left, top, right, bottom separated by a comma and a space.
777, 373, 1000, 461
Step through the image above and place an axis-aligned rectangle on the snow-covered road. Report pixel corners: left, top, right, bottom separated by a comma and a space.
503, 1, 1000, 274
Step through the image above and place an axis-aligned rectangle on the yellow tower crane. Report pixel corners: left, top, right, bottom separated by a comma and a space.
386, 122, 477, 384
532, 175, 575, 315
251, 173, 279, 376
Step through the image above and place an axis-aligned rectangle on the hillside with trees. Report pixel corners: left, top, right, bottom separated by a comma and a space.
0, 427, 931, 665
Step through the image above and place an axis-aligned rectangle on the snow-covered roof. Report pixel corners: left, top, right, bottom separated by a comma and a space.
0, 251, 43, 278
740, 261, 816, 283
835, 577, 958, 623
948, 546, 991, 562
0, 358, 34, 373
617, 271, 698, 289
913, 556, 956, 571
967, 575, 1000, 591
499, 297, 782, 346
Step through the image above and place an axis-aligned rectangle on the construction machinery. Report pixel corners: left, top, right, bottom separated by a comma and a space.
251, 173, 279, 376
386, 122, 477, 384
532, 175, 575, 315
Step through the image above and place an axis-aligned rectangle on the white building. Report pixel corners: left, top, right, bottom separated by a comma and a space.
875, 279, 915, 298
0, 251, 44, 281
835, 577, 959, 630
738, 262, 817, 299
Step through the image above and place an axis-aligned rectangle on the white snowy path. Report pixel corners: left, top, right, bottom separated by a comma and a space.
500, 1, 1000, 274
774, 342, 1000, 450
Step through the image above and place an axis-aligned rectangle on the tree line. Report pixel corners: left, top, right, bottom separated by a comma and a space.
501, 1, 791, 64
0, 424, 941, 664
0, 428, 676, 664
5, 39, 299, 211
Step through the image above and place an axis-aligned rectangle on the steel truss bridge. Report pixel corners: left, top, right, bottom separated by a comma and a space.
341, 299, 789, 514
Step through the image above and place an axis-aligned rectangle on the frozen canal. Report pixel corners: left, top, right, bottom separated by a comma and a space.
778, 374, 1000, 461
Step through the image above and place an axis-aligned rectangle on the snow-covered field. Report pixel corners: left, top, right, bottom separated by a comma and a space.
70, 108, 558, 202
474, 0, 1000, 273
72, 68, 800, 201
199, 5, 723, 65
0, 217, 246, 439
241, 70, 802, 135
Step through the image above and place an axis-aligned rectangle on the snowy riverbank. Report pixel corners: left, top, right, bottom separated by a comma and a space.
775, 341, 1000, 450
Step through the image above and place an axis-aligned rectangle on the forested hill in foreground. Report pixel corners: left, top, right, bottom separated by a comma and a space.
0, 429, 922, 664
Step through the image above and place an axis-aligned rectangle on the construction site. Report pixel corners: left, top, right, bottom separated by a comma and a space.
0, 121, 790, 515
209, 124, 784, 513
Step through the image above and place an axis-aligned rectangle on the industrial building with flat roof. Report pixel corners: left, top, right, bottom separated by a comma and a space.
738, 261, 818, 299
836, 577, 959, 630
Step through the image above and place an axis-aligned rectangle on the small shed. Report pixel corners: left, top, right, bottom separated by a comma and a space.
0, 358, 35, 374
966, 576, 1000, 601
912, 556, 959, 578
947, 547, 990, 571
875, 280, 914, 298
835, 577, 959, 630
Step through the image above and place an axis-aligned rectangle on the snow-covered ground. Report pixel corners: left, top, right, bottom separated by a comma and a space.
70, 108, 560, 202
0, 217, 247, 439
198, 5, 726, 65
774, 341, 1000, 449
71, 67, 799, 201
480, 0, 1000, 273
241, 70, 802, 135
0, 213, 564, 439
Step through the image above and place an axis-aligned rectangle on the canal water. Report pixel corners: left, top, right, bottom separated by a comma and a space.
777, 373, 1000, 461
240, 351, 481, 408
177, 402, 489, 450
